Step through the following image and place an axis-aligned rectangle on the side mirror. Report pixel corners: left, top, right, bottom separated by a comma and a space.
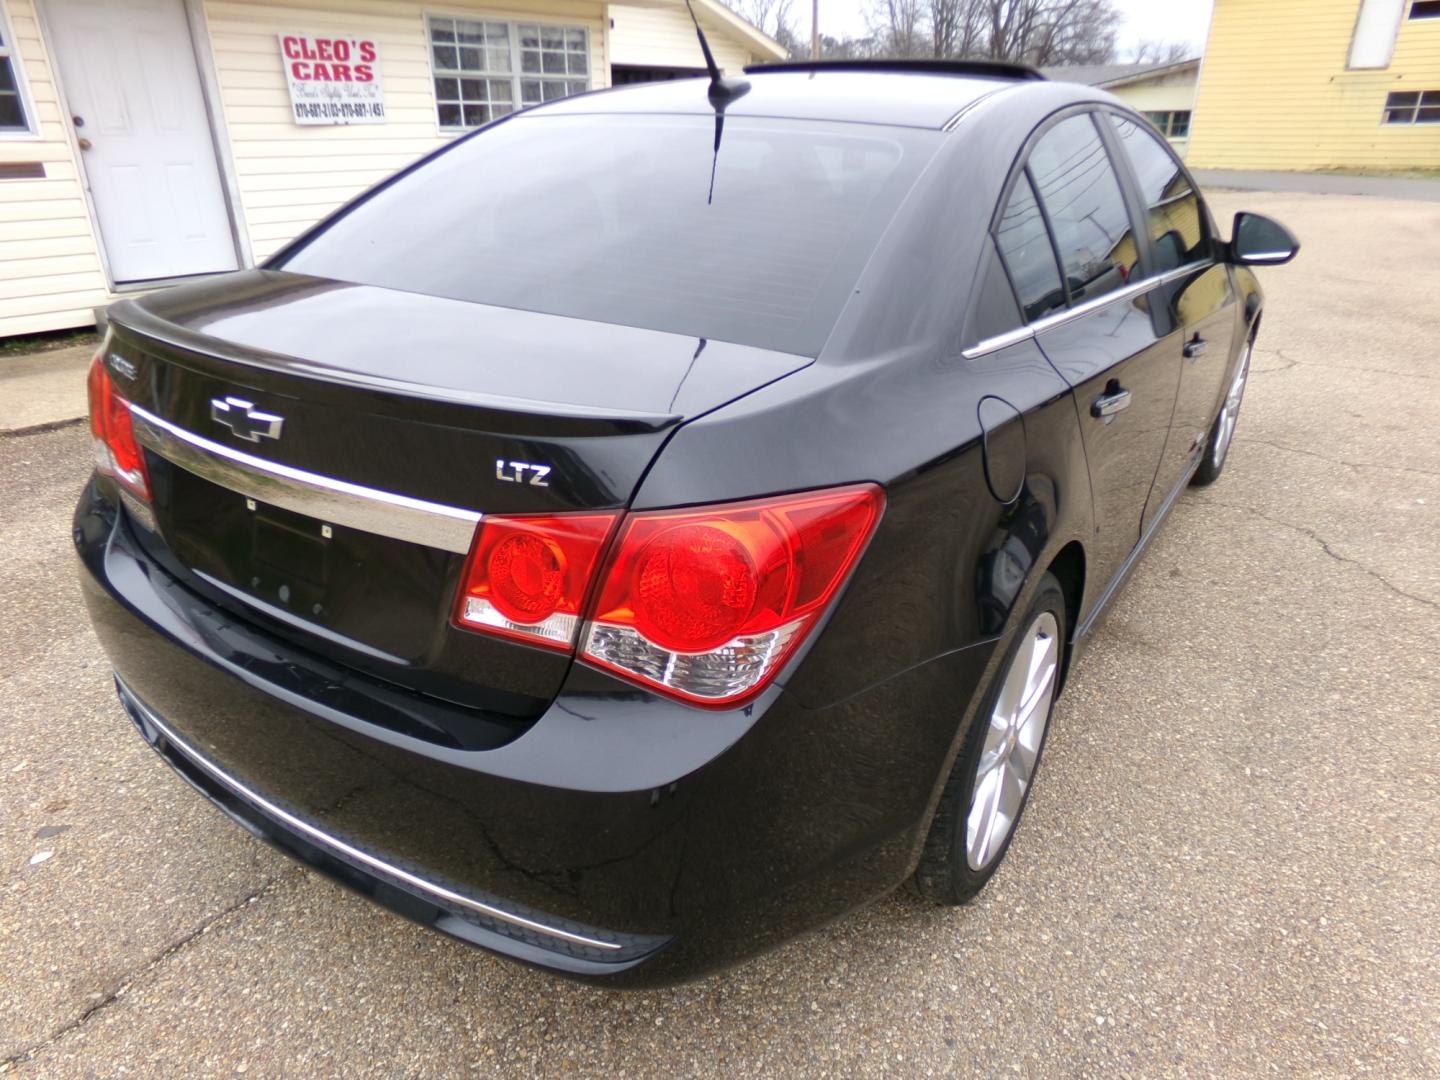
1229, 211, 1300, 266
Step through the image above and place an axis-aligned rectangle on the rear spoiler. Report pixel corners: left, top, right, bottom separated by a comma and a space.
743, 59, 1045, 81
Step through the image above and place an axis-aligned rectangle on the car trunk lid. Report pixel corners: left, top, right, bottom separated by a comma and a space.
104, 271, 811, 729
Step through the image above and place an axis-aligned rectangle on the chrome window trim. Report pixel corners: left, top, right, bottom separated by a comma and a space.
117, 681, 624, 953
961, 324, 1036, 359
1155, 260, 1214, 285
127, 404, 481, 554
963, 260, 1214, 360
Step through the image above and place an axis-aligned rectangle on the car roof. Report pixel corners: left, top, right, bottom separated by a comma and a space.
529, 63, 1049, 131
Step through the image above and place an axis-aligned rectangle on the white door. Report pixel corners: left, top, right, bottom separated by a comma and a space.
45, 0, 238, 282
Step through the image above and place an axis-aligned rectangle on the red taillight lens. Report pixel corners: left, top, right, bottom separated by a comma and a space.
452, 513, 619, 650
582, 484, 884, 707
633, 524, 758, 652
449, 486, 884, 705
86, 353, 151, 501
86, 356, 108, 442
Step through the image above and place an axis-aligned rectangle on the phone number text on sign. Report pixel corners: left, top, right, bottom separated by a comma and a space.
280, 35, 385, 126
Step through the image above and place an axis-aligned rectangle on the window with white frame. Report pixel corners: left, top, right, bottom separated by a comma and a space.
1143, 110, 1192, 139
1382, 89, 1440, 123
427, 16, 589, 130
0, 14, 33, 132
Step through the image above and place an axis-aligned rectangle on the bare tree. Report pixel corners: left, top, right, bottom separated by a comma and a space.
817, 0, 1121, 66
980, 0, 1120, 66
1028, 0, 1120, 64
819, 32, 880, 58
717, 0, 801, 56
1129, 38, 1191, 64
931, 0, 986, 59
866, 0, 929, 58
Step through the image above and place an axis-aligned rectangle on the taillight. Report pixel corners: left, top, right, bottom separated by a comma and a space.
582, 485, 883, 707
450, 485, 884, 707
452, 513, 619, 650
87, 353, 151, 501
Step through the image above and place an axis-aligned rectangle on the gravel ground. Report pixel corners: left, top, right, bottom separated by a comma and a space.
1, 191, 1437, 1077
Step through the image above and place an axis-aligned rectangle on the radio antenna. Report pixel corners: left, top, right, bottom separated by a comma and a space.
683, 0, 749, 203
683, 0, 751, 107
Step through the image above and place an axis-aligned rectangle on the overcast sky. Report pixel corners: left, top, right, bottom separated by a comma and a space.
820, 0, 1215, 58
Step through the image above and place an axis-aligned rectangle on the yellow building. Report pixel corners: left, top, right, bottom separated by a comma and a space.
1188, 0, 1440, 171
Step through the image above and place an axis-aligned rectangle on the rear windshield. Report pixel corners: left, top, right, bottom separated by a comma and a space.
273, 113, 940, 357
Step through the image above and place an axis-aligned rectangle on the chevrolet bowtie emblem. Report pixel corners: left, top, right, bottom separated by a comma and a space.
211, 396, 284, 443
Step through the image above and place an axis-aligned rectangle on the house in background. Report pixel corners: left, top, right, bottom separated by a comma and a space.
609, 2, 779, 82
0, 0, 782, 339
1040, 59, 1200, 155
1187, 0, 1440, 171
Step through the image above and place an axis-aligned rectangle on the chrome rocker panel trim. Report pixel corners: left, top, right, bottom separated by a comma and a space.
127, 403, 481, 554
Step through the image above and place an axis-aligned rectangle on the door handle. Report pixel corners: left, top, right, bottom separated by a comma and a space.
1091, 387, 1132, 420
1183, 337, 1208, 360
76, 137, 93, 151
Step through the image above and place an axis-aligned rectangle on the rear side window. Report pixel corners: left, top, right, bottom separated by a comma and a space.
1108, 114, 1209, 273
274, 114, 939, 357
994, 171, 1065, 322
1027, 114, 1136, 306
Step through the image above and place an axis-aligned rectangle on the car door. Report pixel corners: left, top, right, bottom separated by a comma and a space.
1104, 113, 1240, 533
994, 111, 1183, 598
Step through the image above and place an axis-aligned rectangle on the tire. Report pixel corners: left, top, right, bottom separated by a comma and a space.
910, 573, 1066, 905
1191, 333, 1254, 487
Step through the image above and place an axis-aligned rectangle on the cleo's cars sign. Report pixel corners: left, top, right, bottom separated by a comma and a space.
279, 34, 385, 125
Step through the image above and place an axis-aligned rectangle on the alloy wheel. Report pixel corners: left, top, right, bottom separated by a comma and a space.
965, 610, 1060, 871
1211, 340, 1252, 470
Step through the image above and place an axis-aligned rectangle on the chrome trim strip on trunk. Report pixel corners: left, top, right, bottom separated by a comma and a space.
127, 403, 481, 554
117, 680, 624, 953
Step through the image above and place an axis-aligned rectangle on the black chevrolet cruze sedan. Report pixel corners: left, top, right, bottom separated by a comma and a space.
75, 61, 1298, 986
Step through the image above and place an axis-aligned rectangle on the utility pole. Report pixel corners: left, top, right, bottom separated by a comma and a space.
811, 0, 819, 58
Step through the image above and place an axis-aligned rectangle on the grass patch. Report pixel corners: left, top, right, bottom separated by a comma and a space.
1314, 167, 1440, 181
0, 327, 100, 359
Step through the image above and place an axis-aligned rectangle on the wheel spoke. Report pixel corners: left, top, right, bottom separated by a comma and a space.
1015, 660, 1056, 731
977, 713, 1010, 777
1022, 629, 1054, 699
1022, 627, 1057, 698
1012, 698, 1048, 778
967, 763, 1005, 868
1012, 620, 1057, 777
999, 757, 1027, 819
992, 644, 1029, 726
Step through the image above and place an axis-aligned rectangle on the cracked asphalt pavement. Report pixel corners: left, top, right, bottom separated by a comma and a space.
2, 192, 1437, 1076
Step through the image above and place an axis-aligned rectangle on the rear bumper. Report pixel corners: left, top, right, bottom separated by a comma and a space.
75, 482, 998, 985
115, 678, 666, 975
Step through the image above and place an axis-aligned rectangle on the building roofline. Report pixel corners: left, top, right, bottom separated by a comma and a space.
608, 0, 787, 61
701, 0, 787, 60
1095, 57, 1200, 89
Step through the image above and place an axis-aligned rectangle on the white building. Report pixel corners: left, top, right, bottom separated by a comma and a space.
1040, 59, 1200, 156
0, 0, 783, 338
